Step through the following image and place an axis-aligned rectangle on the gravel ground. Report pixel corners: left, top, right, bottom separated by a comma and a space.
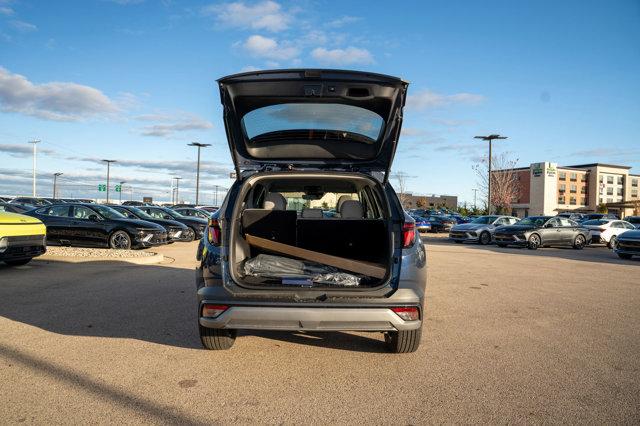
43, 246, 157, 258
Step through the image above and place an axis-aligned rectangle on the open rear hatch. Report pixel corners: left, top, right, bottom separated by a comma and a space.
218, 69, 408, 181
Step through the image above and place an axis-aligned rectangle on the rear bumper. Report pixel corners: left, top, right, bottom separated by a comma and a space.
199, 304, 422, 332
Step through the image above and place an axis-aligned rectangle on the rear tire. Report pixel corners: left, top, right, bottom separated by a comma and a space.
573, 234, 586, 250
4, 258, 32, 266
385, 327, 422, 353
185, 228, 196, 242
200, 325, 236, 350
109, 230, 132, 250
527, 233, 541, 250
478, 231, 491, 245
608, 235, 618, 250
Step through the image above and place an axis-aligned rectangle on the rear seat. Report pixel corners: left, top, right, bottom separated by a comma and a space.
241, 193, 297, 246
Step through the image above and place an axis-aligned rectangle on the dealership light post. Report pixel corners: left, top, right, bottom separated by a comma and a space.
188, 142, 210, 205
472, 188, 478, 210
29, 139, 41, 196
474, 134, 507, 214
173, 177, 182, 204
102, 159, 116, 203
52, 172, 63, 199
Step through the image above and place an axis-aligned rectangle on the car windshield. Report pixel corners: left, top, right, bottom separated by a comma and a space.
161, 208, 184, 219
582, 219, 609, 226
517, 217, 549, 227
129, 207, 154, 220
242, 103, 384, 143
471, 215, 499, 224
92, 205, 126, 219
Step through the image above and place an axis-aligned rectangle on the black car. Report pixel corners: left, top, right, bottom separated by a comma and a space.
494, 216, 590, 250
137, 206, 207, 241
425, 215, 455, 233
24, 203, 167, 249
584, 213, 619, 221
614, 230, 640, 259
107, 205, 193, 242
173, 207, 211, 220
10, 197, 52, 207
0, 202, 34, 214
625, 216, 640, 229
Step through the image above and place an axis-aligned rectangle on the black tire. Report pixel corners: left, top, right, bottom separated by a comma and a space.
109, 230, 132, 250
478, 231, 491, 245
384, 327, 422, 353
608, 235, 618, 250
573, 234, 586, 250
184, 227, 196, 242
496, 243, 507, 248
527, 233, 541, 250
617, 253, 632, 260
199, 325, 236, 350
4, 258, 32, 266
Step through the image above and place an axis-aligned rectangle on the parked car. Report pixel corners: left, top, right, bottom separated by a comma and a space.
557, 212, 587, 223
195, 69, 426, 353
0, 211, 47, 266
614, 230, 640, 259
10, 197, 52, 207
174, 207, 212, 220
0, 196, 12, 202
493, 216, 590, 250
425, 215, 456, 233
625, 216, 640, 229
411, 215, 432, 233
583, 213, 619, 220
136, 206, 207, 241
107, 205, 193, 242
449, 215, 519, 245
24, 203, 167, 249
0, 202, 34, 214
581, 219, 636, 248
122, 201, 149, 206
446, 215, 470, 224
196, 205, 219, 213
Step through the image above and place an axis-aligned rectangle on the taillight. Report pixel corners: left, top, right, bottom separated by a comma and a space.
402, 222, 416, 248
391, 307, 420, 321
598, 227, 606, 232
202, 304, 228, 318
207, 218, 221, 246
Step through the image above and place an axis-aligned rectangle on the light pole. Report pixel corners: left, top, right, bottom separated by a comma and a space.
214, 185, 219, 206
102, 159, 116, 203
472, 188, 478, 210
173, 177, 182, 204
188, 142, 211, 205
119, 181, 126, 203
53, 172, 63, 199
29, 140, 40, 196
474, 134, 507, 214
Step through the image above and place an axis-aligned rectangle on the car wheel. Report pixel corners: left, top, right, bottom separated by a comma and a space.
617, 253, 632, 260
573, 234, 586, 250
184, 228, 196, 242
496, 244, 507, 248
478, 231, 491, 245
4, 258, 32, 266
527, 234, 541, 250
608, 235, 618, 250
199, 325, 236, 350
109, 230, 132, 250
385, 327, 422, 353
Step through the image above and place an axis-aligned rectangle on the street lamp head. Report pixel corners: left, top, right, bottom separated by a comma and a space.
188, 142, 211, 148
54, 172, 63, 177
101, 159, 117, 163
474, 134, 508, 141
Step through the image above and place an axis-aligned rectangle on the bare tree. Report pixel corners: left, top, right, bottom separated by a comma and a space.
391, 171, 413, 209
473, 153, 521, 214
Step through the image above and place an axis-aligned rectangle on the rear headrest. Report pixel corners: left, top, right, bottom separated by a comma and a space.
336, 195, 352, 211
301, 208, 323, 218
340, 200, 364, 219
263, 193, 286, 210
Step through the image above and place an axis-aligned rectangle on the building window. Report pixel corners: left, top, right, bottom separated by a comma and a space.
607, 176, 614, 184
633, 179, 638, 187
558, 196, 565, 204
617, 188, 623, 196
607, 187, 614, 195
581, 197, 587, 205
581, 174, 587, 182
559, 184, 566, 194
607, 198, 613, 203
581, 186, 587, 194
617, 176, 624, 185
570, 184, 577, 193
632, 189, 638, 197
599, 176, 603, 183
570, 172, 577, 181
559, 171, 566, 180
570, 197, 576, 205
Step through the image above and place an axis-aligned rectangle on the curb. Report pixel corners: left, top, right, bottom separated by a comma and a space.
40, 252, 165, 265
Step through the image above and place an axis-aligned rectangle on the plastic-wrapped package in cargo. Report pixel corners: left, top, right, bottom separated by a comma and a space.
243, 254, 361, 287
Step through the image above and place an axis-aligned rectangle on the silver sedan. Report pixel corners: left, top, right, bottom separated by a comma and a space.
449, 215, 520, 245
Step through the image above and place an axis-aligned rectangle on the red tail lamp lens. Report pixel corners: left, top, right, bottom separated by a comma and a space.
391, 307, 420, 321
207, 218, 221, 246
402, 222, 416, 248
202, 304, 228, 318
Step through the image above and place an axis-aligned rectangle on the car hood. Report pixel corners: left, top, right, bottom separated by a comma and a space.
175, 216, 207, 226
619, 230, 640, 240
218, 69, 408, 178
143, 218, 188, 229
495, 225, 537, 233
0, 211, 43, 225
452, 223, 486, 231
117, 218, 165, 230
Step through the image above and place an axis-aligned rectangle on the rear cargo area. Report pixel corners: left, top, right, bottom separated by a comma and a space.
229, 173, 393, 289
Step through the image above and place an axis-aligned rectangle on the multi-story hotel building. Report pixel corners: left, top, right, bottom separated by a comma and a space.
498, 162, 639, 218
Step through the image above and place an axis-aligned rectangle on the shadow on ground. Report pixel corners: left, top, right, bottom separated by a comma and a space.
0, 258, 389, 352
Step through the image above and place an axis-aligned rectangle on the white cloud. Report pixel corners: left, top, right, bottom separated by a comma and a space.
0, 143, 55, 157
9, 20, 37, 32
0, 6, 13, 15
0, 67, 119, 121
203, 1, 290, 32
326, 16, 361, 28
240, 65, 261, 72
406, 90, 484, 110
135, 113, 214, 138
242, 34, 298, 60
311, 46, 373, 65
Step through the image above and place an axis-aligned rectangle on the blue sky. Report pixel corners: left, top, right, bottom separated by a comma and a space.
1, 0, 639, 204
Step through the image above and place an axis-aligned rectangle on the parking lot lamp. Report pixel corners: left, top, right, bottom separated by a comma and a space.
53, 173, 63, 199
472, 188, 478, 211
173, 177, 182, 204
102, 159, 116, 203
119, 181, 126, 203
29, 140, 40, 196
474, 135, 507, 214
188, 142, 211, 205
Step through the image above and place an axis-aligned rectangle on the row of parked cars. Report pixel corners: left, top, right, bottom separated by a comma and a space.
446, 213, 640, 259
0, 196, 218, 266
407, 209, 469, 234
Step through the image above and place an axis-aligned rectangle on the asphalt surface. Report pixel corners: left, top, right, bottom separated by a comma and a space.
1, 238, 639, 424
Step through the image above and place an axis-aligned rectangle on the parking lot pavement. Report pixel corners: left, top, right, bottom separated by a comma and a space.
1, 241, 639, 424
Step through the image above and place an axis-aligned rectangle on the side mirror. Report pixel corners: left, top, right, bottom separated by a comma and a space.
88, 214, 99, 221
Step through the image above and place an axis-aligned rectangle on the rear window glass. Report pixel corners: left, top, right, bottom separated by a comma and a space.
242, 103, 384, 143
582, 219, 609, 225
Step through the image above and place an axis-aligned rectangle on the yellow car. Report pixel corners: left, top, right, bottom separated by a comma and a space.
0, 211, 47, 266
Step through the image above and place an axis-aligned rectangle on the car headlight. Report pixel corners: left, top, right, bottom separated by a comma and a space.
0, 237, 7, 253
